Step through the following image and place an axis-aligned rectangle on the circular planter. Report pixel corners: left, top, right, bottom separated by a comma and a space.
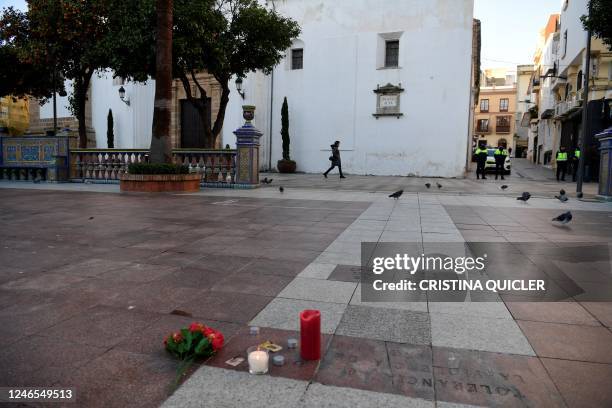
120, 173, 201, 193
277, 160, 296, 173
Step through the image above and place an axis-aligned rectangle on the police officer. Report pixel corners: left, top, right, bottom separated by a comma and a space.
494, 145, 508, 180
571, 146, 581, 182
556, 146, 568, 181
474, 144, 488, 180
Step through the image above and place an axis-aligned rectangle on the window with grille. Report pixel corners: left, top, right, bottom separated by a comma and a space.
385, 40, 399, 68
291, 49, 303, 70
496, 116, 511, 132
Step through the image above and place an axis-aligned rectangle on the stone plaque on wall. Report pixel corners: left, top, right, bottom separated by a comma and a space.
373, 83, 404, 119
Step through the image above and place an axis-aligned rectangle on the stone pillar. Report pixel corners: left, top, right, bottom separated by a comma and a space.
234, 105, 262, 185
596, 127, 612, 199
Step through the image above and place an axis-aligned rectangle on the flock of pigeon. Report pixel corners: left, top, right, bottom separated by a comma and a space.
388, 184, 573, 225
264, 177, 573, 225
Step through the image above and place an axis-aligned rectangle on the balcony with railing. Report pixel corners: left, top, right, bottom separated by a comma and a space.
496, 125, 511, 133
554, 95, 582, 119
70, 148, 237, 186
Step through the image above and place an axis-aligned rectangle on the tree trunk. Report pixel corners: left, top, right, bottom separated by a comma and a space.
150, 0, 173, 164
211, 81, 230, 148
75, 72, 93, 148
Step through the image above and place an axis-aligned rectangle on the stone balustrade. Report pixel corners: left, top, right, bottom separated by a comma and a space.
70, 148, 237, 185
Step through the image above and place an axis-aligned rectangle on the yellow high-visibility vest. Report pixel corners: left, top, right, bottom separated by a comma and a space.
494, 149, 507, 156
574, 149, 581, 159
556, 152, 568, 161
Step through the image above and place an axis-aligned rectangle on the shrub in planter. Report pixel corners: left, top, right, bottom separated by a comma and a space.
128, 163, 189, 175
277, 97, 297, 173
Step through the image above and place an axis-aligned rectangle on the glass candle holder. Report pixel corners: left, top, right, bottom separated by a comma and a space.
247, 346, 269, 375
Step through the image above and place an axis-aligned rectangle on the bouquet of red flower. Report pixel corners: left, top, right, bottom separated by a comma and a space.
164, 322, 224, 360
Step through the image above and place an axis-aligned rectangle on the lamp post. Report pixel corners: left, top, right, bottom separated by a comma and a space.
235, 77, 245, 99
576, 2, 592, 197
118, 86, 130, 106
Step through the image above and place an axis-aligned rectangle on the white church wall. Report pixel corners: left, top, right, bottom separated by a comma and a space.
226, 0, 474, 177
91, 70, 154, 149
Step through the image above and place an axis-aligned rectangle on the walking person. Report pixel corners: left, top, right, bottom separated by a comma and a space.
571, 146, 581, 182
556, 146, 568, 181
474, 144, 488, 180
494, 145, 508, 180
323, 141, 345, 178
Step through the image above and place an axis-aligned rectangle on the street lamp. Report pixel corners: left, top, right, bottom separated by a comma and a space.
118, 86, 130, 106
235, 77, 245, 99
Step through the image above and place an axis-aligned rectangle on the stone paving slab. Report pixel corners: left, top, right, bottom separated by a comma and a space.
430, 313, 535, 356
335, 305, 431, 345
278, 277, 357, 304
298, 383, 434, 408
161, 366, 309, 408
432, 347, 566, 407
517, 320, 612, 363
250, 297, 347, 334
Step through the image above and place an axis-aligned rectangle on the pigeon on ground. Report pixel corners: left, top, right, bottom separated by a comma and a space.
279, 186, 284, 193
500, 185, 508, 190
425, 183, 431, 189
552, 211, 572, 224
436, 182, 442, 189
555, 190, 568, 202
517, 192, 531, 202
261, 177, 273, 184
389, 190, 404, 199
88, 216, 94, 220
577, 192, 584, 199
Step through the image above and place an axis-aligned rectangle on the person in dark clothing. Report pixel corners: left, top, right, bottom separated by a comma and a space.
494, 145, 508, 180
324, 141, 345, 178
556, 146, 568, 181
571, 147, 581, 182
474, 144, 488, 180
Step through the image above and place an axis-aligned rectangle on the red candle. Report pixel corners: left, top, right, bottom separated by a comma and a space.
300, 309, 321, 360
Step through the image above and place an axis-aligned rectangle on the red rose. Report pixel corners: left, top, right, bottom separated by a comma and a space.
172, 332, 183, 343
203, 327, 214, 337
163, 335, 169, 346
209, 332, 224, 351
189, 322, 205, 333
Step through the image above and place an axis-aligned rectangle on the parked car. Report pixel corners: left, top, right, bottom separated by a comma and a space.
484, 148, 511, 174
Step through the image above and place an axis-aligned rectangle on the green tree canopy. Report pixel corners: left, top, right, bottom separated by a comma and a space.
581, 0, 612, 50
0, 6, 59, 101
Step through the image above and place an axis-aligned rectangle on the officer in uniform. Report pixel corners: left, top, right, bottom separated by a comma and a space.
571, 146, 581, 182
556, 146, 568, 181
474, 144, 488, 180
494, 145, 508, 180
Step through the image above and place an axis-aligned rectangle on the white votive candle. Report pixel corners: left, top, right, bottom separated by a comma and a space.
247, 347, 269, 374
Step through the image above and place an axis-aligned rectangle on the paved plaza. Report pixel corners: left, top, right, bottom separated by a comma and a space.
1, 160, 612, 407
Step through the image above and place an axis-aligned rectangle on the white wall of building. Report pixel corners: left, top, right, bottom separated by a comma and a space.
40, 80, 72, 119
223, 0, 474, 177
558, 0, 588, 75
91, 70, 155, 148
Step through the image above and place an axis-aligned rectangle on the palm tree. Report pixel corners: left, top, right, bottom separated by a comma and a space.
150, 0, 173, 163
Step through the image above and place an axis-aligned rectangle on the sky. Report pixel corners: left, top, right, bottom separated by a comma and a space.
3, 0, 563, 72
474, 0, 563, 71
